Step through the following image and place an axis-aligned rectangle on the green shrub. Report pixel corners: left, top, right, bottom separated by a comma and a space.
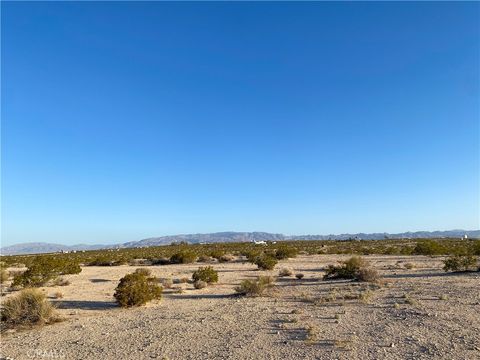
1, 288, 57, 328
209, 250, 225, 260
253, 255, 278, 270
114, 271, 163, 307
88, 256, 126, 266
413, 240, 444, 255
11, 257, 81, 288
170, 251, 197, 264
443, 255, 478, 272
323, 256, 378, 282
235, 276, 274, 297
275, 246, 298, 260
192, 266, 218, 283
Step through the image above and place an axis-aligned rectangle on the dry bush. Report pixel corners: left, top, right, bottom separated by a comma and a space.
52, 277, 70, 287
134, 268, 152, 277
129, 259, 152, 266
295, 273, 305, 279
235, 276, 274, 297
1, 288, 57, 328
193, 280, 207, 289
192, 266, 218, 284
279, 268, 293, 277
356, 267, 379, 282
404, 263, 414, 270
114, 272, 163, 307
197, 255, 214, 263
160, 278, 173, 289
0, 269, 9, 284
324, 257, 379, 282
180, 277, 190, 283
443, 255, 478, 272
219, 254, 235, 263
52, 291, 64, 299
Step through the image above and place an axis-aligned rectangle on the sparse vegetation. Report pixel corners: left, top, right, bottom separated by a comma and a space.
114, 271, 163, 307
11, 257, 81, 288
235, 276, 274, 296
192, 266, 218, 284
279, 268, 293, 277
170, 250, 197, 264
323, 256, 379, 282
443, 255, 478, 272
1, 288, 57, 328
252, 255, 278, 270
275, 246, 298, 260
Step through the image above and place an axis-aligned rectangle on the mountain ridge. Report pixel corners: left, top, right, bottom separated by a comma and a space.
1, 230, 479, 255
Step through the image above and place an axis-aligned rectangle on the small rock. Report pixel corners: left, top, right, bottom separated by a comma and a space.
390, 343, 395, 348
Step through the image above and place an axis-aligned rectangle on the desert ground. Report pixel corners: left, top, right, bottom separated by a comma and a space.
1, 254, 479, 360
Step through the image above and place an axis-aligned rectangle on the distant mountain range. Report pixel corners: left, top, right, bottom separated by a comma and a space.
1, 230, 479, 256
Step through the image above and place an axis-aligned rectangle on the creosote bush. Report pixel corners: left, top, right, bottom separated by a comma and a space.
12, 257, 81, 288
443, 255, 478, 272
324, 257, 379, 282
1, 288, 57, 328
170, 250, 197, 264
275, 246, 298, 260
235, 276, 274, 297
114, 271, 163, 307
252, 255, 278, 270
192, 266, 218, 284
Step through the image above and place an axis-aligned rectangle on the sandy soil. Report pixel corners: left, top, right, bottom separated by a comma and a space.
1, 255, 479, 360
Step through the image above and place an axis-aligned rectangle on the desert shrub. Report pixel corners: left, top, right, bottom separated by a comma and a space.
197, 255, 214, 263
209, 250, 225, 260
160, 278, 173, 289
193, 280, 207, 289
88, 256, 126, 266
295, 273, 305, 279
253, 255, 278, 270
11, 257, 81, 288
235, 276, 274, 297
1, 288, 57, 328
114, 271, 163, 307
413, 241, 444, 255
170, 251, 197, 264
219, 254, 235, 263
0, 269, 9, 284
129, 259, 152, 266
275, 246, 298, 260
150, 258, 171, 266
243, 250, 261, 262
52, 277, 70, 287
471, 241, 480, 256
192, 266, 218, 284
279, 268, 293, 277
134, 268, 152, 276
323, 256, 378, 282
443, 255, 478, 272
404, 263, 414, 270
52, 291, 63, 299
356, 267, 379, 282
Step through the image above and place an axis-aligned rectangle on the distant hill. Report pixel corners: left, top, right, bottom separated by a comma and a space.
0, 242, 111, 256
1, 230, 479, 255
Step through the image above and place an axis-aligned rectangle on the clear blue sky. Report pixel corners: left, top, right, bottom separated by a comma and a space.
2, 2, 479, 246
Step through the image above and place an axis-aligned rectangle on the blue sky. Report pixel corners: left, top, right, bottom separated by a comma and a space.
2, 2, 479, 246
